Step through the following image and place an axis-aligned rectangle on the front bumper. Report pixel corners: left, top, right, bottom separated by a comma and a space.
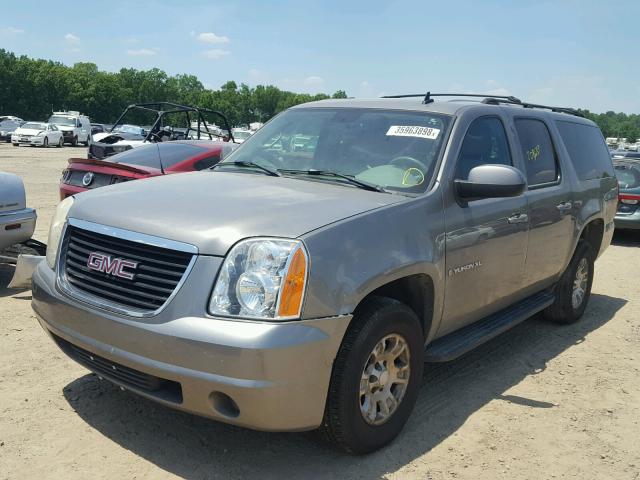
31, 261, 351, 431
0, 208, 36, 250
614, 210, 640, 230
11, 136, 44, 146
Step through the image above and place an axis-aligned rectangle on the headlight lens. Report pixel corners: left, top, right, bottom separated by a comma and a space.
209, 238, 308, 320
46, 196, 74, 269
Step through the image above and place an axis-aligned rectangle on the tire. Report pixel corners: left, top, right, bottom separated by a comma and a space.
43, 136, 48, 148
12, 143, 18, 147
321, 296, 424, 454
543, 240, 594, 324
71, 135, 78, 147
57, 137, 63, 148
83, 135, 90, 146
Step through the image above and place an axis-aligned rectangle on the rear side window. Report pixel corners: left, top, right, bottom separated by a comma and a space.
456, 117, 512, 179
514, 118, 558, 186
556, 121, 614, 180
614, 163, 640, 189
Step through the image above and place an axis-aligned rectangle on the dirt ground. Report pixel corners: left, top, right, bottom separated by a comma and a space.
0, 142, 639, 480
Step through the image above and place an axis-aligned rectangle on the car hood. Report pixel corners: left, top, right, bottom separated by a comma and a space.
69, 171, 405, 256
14, 128, 43, 136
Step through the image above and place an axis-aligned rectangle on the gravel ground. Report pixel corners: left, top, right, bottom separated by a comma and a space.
0, 143, 639, 479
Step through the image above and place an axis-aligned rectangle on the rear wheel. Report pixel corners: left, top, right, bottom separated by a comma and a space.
321, 297, 424, 454
544, 241, 594, 324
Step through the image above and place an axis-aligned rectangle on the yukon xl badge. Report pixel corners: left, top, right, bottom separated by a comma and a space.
87, 252, 138, 280
448, 261, 483, 277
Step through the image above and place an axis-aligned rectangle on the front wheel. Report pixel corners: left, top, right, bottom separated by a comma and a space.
544, 241, 594, 324
321, 297, 424, 454
43, 136, 49, 148
57, 136, 63, 148
71, 135, 78, 147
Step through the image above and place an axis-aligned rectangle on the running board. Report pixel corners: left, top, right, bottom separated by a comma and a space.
424, 291, 555, 362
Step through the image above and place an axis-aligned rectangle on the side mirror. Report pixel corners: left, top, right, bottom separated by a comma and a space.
455, 164, 526, 201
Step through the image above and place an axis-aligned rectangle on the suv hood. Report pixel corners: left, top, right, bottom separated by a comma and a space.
70, 171, 405, 256
56, 125, 76, 131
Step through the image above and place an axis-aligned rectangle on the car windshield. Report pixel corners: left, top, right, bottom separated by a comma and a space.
22, 122, 47, 130
114, 124, 145, 135
221, 107, 450, 194
614, 162, 640, 189
48, 116, 76, 126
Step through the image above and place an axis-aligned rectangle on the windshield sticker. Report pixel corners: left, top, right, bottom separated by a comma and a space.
386, 125, 440, 140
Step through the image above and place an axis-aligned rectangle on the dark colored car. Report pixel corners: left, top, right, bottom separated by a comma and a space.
0, 118, 23, 142
613, 158, 640, 229
60, 140, 236, 199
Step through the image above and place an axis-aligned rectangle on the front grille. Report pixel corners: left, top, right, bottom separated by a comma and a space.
61, 225, 194, 314
53, 334, 183, 403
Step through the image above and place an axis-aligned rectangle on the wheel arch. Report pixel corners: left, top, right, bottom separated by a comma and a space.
354, 273, 435, 341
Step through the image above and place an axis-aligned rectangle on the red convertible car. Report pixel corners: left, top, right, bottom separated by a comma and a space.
60, 140, 236, 199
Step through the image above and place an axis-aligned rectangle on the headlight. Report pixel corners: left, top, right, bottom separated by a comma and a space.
209, 238, 308, 320
46, 196, 74, 269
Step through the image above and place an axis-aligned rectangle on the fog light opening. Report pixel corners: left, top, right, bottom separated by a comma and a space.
209, 391, 240, 418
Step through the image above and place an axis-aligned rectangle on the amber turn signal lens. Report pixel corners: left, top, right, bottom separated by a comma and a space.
277, 247, 307, 317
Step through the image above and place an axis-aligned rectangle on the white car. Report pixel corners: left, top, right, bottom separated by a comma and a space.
48, 112, 91, 146
11, 122, 64, 148
0, 172, 36, 251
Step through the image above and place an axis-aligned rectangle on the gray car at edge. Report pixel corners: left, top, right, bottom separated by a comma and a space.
31, 96, 617, 453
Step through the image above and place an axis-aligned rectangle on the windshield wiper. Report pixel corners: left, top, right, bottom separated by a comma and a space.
278, 169, 388, 193
212, 161, 281, 177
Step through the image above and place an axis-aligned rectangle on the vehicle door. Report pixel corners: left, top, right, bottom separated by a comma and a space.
440, 115, 529, 335
80, 118, 90, 142
513, 117, 575, 289
49, 124, 60, 142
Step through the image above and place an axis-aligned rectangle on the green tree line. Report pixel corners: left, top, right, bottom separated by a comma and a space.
1, 49, 638, 140
0, 49, 346, 126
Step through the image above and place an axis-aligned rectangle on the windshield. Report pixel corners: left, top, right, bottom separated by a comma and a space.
614, 162, 640, 189
222, 108, 450, 193
22, 122, 47, 130
48, 116, 76, 126
114, 124, 145, 135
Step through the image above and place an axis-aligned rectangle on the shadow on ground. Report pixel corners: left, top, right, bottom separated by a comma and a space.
611, 229, 640, 247
63, 293, 625, 479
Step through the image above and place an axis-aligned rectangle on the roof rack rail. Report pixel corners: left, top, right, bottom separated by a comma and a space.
380, 92, 583, 117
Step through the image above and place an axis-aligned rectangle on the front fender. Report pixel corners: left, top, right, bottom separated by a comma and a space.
300, 190, 446, 340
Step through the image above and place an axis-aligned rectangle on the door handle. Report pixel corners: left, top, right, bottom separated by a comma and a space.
507, 213, 529, 224
556, 201, 573, 212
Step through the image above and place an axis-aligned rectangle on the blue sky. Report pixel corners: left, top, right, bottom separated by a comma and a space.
1, 0, 638, 113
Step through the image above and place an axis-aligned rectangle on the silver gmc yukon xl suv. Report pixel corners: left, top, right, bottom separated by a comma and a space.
31, 94, 617, 453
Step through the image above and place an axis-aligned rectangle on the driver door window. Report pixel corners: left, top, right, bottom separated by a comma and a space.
456, 117, 512, 180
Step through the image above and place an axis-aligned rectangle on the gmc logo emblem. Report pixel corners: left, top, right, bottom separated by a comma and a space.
87, 252, 138, 280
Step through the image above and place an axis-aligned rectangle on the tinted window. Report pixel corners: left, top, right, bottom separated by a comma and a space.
456, 117, 512, 179
515, 119, 558, 186
112, 143, 207, 169
556, 121, 614, 180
